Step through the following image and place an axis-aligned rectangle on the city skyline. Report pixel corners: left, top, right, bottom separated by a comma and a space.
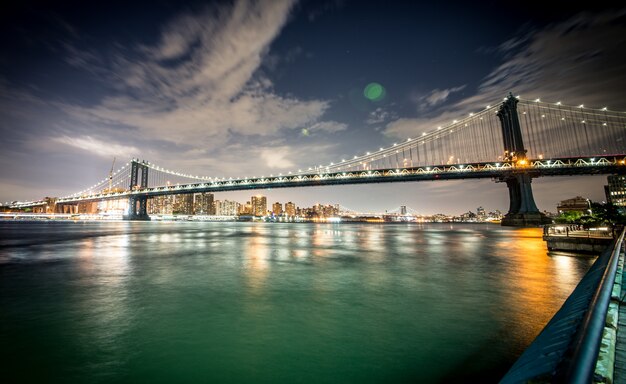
1, 1, 625, 213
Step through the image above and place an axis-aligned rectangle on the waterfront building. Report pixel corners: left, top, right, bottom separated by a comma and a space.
148, 195, 174, 214
272, 202, 283, 216
172, 194, 194, 215
215, 200, 240, 216
557, 196, 591, 215
285, 202, 296, 217
238, 201, 252, 215
605, 175, 626, 207
193, 193, 214, 215
251, 195, 267, 217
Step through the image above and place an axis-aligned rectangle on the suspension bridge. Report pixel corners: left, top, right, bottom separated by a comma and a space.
9, 94, 626, 226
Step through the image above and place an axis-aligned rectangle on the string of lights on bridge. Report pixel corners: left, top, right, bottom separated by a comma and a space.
107, 97, 625, 184
8, 96, 626, 207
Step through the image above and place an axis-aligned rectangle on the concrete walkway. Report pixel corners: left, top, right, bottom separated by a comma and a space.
616, 242, 626, 383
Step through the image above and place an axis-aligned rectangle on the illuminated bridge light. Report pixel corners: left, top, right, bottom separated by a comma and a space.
602, 107, 608, 111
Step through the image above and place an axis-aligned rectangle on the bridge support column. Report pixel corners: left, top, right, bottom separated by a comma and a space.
126, 196, 150, 220
497, 94, 551, 227
501, 174, 551, 227
123, 159, 150, 221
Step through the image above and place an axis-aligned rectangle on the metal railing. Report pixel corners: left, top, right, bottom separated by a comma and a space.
543, 223, 614, 238
501, 228, 625, 383
554, 227, 625, 382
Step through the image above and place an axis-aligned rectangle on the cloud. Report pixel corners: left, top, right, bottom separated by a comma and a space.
54, 136, 139, 158
479, 10, 626, 106
60, 0, 339, 148
385, 9, 626, 139
366, 107, 396, 125
420, 85, 466, 108
308, 121, 348, 133
260, 146, 295, 169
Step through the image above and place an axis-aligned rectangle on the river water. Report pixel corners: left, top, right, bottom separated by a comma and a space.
0, 221, 593, 383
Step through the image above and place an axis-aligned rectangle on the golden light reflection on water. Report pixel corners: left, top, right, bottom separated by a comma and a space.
499, 228, 593, 349
73, 231, 133, 360
244, 225, 270, 292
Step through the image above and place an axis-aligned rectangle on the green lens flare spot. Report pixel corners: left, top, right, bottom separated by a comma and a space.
364, 83, 386, 101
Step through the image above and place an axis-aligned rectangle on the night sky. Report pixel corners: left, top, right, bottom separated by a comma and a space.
1, 0, 625, 214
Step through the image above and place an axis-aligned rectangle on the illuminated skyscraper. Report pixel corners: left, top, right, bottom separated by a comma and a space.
272, 202, 283, 216
173, 194, 193, 215
606, 175, 626, 208
215, 200, 240, 216
193, 193, 214, 215
251, 195, 267, 216
285, 201, 296, 217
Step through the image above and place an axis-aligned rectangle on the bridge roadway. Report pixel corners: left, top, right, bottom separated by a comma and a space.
48, 156, 626, 206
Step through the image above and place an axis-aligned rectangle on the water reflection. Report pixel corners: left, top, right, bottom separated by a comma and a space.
0, 221, 594, 383
244, 224, 269, 292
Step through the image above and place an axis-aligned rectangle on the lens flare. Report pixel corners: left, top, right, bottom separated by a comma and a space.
364, 82, 386, 101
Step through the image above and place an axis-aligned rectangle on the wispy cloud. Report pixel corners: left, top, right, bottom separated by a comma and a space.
260, 146, 296, 169
366, 107, 396, 125
308, 121, 348, 133
419, 85, 466, 108
59, 0, 342, 160
385, 9, 626, 139
54, 136, 139, 158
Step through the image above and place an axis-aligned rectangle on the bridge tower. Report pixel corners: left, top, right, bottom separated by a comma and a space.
124, 159, 150, 220
497, 94, 551, 227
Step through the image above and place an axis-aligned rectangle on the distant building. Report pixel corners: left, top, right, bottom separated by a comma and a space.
251, 195, 267, 216
173, 194, 194, 215
272, 202, 283, 216
193, 193, 214, 215
148, 195, 173, 214
605, 175, 626, 207
239, 201, 252, 215
476, 206, 485, 218
557, 196, 590, 214
285, 201, 296, 217
215, 200, 240, 216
